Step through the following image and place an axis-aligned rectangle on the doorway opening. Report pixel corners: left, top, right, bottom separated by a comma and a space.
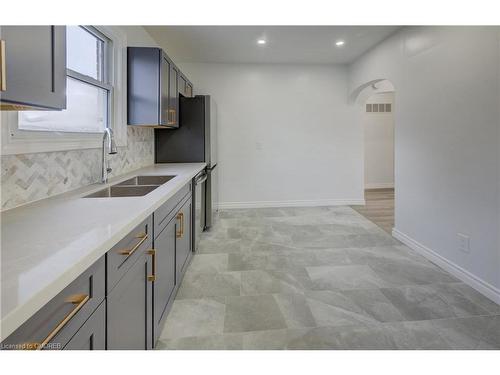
349, 80, 395, 234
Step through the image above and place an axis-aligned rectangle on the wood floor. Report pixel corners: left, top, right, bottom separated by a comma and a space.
351, 188, 394, 233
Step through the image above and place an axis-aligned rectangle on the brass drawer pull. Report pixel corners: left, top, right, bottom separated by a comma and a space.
0, 40, 6, 92
118, 233, 148, 257
26, 294, 89, 350
147, 249, 156, 282
176, 212, 184, 238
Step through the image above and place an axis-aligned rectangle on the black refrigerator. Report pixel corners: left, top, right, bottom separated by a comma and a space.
155, 95, 218, 231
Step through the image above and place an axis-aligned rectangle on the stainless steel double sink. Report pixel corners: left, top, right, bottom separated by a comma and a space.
84, 175, 176, 198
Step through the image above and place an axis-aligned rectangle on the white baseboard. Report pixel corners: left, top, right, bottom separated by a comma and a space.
365, 182, 394, 189
392, 228, 500, 305
218, 198, 366, 210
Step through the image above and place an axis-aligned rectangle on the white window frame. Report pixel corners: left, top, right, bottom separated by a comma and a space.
0, 25, 128, 155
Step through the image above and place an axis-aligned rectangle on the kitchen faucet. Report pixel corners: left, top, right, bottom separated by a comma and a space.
101, 128, 117, 183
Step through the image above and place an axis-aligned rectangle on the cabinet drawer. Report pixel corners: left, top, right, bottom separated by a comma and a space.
107, 216, 153, 293
64, 302, 105, 350
154, 183, 191, 238
2, 257, 105, 350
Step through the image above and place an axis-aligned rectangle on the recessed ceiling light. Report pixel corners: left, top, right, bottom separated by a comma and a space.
335, 40, 345, 47
257, 39, 266, 45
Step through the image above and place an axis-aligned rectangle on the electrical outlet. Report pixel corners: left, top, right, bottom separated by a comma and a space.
458, 233, 471, 253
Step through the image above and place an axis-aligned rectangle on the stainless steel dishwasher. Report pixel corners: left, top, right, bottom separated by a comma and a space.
193, 170, 207, 251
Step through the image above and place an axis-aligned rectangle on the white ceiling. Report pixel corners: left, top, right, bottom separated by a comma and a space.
144, 26, 401, 64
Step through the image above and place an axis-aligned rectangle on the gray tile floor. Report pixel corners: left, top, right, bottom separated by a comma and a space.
157, 206, 500, 350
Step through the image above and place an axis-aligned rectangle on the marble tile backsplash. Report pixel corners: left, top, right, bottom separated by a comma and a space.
1, 127, 154, 210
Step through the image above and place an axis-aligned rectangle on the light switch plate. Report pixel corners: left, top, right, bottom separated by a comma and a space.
458, 233, 471, 253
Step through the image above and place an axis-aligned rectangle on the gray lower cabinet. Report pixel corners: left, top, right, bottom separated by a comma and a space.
106, 217, 153, 350
152, 186, 193, 345
1, 257, 105, 350
176, 197, 192, 283
0, 26, 67, 110
1, 182, 195, 350
153, 216, 176, 344
64, 302, 106, 350
107, 248, 153, 350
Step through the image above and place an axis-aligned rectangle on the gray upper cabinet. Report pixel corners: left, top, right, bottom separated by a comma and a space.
168, 63, 179, 127
186, 82, 193, 98
178, 74, 187, 97
0, 26, 67, 111
160, 55, 171, 126
179, 74, 193, 98
128, 47, 192, 129
127, 47, 163, 127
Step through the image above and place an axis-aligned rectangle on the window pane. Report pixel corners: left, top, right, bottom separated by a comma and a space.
19, 77, 107, 133
67, 26, 104, 81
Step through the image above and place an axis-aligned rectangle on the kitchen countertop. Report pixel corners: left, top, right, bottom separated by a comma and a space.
0, 163, 206, 340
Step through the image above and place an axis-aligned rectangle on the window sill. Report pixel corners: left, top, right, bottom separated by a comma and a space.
1, 112, 128, 155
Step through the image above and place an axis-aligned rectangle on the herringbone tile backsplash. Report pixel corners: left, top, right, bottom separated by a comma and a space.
1, 127, 154, 211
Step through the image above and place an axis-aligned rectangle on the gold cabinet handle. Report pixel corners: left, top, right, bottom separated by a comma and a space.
0, 40, 6, 92
147, 249, 156, 282
26, 294, 89, 350
118, 233, 148, 258
176, 212, 184, 238
168, 109, 175, 125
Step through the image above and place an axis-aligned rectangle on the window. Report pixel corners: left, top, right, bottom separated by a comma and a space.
18, 26, 112, 133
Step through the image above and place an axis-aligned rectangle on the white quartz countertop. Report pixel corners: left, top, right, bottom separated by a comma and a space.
0, 163, 206, 340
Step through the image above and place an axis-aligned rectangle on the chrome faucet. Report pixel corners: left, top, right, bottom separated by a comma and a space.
101, 128, 117, 183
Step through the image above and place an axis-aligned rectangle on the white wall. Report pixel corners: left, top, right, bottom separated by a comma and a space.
120, 25, 159, 47
364, 92, 394, 189
349, 26, 500, 301
178, 63, 363, 208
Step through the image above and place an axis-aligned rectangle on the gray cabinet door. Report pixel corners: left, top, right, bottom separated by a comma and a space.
0, 26, 66, 110
64, 302, 106, 350
160, 55, 170, 126
107, 250, 153, 350
176, 197, 192, 283
168, 64, 179, 127
127, 47, 161, 125
153, 216, 176, 343
186, 83, 193, 98
178, 75, 187, 97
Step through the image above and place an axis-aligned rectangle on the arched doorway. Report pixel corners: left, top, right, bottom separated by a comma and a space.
350, 79, 396, 234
